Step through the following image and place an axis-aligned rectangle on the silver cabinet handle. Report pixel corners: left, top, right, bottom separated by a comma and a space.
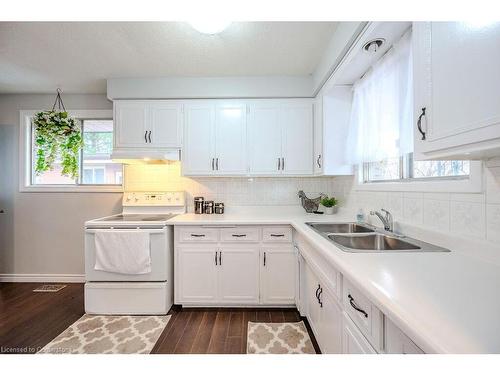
317, 154, 322, 168
148, 130, 152, 143
144, 131, 148, 143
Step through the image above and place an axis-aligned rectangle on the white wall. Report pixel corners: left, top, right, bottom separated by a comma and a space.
0, 94, 122, 277
330, 165, 500, 244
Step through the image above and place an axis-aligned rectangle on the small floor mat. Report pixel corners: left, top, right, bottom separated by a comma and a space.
38, 314, 171, 354
33, 285, 67, 293
247, 321, 316, 354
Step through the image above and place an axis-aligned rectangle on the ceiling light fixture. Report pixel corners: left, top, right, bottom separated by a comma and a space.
188, 21, 232, 35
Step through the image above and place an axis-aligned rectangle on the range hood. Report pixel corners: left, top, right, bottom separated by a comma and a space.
111, 149, 181, 164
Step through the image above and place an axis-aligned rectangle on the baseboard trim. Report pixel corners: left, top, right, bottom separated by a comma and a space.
0, 274, 85, 283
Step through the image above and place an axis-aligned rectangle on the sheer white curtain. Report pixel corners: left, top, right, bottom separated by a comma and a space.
346, 29, 413, 165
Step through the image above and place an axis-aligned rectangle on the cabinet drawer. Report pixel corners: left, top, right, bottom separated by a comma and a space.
220, 227, 260, 242
262, 226, 292, 243
177, 227, 218, 243
343, 279, 383, 352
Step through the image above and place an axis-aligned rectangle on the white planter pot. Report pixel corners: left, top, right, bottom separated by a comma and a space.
324, 206, 337, 215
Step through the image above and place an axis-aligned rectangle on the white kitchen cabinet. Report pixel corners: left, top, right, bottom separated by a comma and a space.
413, 22, 500, 160
176, 247, 218, 303
113, 100, 183, 150
281, 103, 314, 175
149, 102, 183, 147
303, 261, 342, 353
260, 247, 296, 305
218, 247, 260, 304
316, 87, 354, 176
248, 100, 313, 175
384, 317, 424, 354
182, 103, 215, 175
248, 103, 283, 175
214, 103, 247, 175
182, 102, 247, 175
342, 313, 377, 354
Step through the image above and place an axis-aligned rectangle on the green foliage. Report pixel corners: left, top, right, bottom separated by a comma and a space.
33, 110, 83, 179
320, 196, 338, 208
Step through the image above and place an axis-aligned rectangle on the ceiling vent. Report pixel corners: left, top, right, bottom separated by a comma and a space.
363, 38, 385, 53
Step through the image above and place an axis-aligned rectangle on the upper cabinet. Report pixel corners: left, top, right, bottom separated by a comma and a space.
413, 22, 500, 160
112, 100, 183, 159
248, 99, 313, 175
182, 101, 247, 176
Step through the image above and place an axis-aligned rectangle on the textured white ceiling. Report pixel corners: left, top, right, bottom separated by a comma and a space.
0, 22, 338, 94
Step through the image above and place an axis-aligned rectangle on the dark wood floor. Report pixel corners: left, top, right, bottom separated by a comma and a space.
0, 282, 319, 354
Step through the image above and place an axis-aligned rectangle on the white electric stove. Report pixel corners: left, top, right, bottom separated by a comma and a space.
84, 191, 185, 315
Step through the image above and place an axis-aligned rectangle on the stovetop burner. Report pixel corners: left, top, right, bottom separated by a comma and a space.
97, 214, 175, 222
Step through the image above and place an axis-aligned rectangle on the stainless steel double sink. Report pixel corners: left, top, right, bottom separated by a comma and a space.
306, 222, 451, 253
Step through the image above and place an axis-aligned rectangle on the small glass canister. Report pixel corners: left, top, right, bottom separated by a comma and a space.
204, 201, 214, 214
194, 197, 205, 214
214, 202, 225, 214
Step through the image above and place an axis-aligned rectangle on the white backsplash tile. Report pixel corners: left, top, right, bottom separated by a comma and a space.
486, 204, 500, 242
423, 198, 450, 232
403, 195, 424, 224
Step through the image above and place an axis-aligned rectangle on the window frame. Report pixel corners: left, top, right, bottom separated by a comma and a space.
356, 157, 483, 193
19, 109, 123, 193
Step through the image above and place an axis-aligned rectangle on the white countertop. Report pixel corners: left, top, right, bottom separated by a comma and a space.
168, 207, 500, 353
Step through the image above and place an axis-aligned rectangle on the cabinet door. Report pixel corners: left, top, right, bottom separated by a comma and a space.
215, 103, 247, 174
313, 96, 323, 175
413, 22, 500, 159
149, 102, 183, 148
260, 247, 296, 305
218, 247, 260, 304
317, 286, 342, 354
384, 318, 424, 354
248, 104, 283, 175
281, 103, 313, 175
304, 263, 321, 337
183, 104, 215, 175
114, 101, 149, 148
342, 313, 377, 354
177, 248, 218, 303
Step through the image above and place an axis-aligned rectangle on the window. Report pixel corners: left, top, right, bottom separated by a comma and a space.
20, 110, 122, 192
364, 154, 470, 183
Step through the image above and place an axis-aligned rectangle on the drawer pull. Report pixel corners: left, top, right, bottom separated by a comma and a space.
315, 284, 321, 301
231, 234, 247, 237
215, 251, 218, 266
263, 251, 266, 266
270, 234, 285, 237
190, 234, 205, 237
219, 251, 222, 265
348, 294, 368, 318
318, 287, 323, 308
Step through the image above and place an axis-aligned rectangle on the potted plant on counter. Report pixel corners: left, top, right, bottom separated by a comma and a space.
320, 196, 338, 215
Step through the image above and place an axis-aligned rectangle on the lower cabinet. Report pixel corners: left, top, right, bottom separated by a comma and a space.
176, 247, 218, 303
260, 247, 296, 305
384, 317, 424, 354
176, 246, 259, 305
304, 262, 342, 353
342, 313, 377, 354
218, 247, 260, 304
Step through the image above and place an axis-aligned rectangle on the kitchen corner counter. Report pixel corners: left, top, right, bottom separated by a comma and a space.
168, 208, 500, 354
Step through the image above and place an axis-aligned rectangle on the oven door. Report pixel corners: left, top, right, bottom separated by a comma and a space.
85, 226, 171, 282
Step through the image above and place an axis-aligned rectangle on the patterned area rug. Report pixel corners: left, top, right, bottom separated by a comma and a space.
247, 321, 316, 354
38, 314, 170, 354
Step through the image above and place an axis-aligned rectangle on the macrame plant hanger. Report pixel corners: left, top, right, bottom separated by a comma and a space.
52, 88, 66, 112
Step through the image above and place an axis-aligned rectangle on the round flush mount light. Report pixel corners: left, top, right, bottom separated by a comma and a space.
363, 38, 385, 53
188, 21, 232, 35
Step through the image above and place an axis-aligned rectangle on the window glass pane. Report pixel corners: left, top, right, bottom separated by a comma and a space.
413, 160, 470, 179
33, 159, 77, 185
82, 168, 94, 184
366, 157, 401, 181
82, 120, 122, 185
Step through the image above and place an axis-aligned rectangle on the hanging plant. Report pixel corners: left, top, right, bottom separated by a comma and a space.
33, 89, 83, 179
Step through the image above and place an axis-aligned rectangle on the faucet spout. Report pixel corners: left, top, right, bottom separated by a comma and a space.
370, 209, 393, 232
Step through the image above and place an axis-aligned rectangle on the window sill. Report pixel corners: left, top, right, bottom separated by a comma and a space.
19, 185, 123, 193
355, 161, 483, 193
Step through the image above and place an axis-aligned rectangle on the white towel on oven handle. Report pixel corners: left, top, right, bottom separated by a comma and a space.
94, 230, 151, 274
